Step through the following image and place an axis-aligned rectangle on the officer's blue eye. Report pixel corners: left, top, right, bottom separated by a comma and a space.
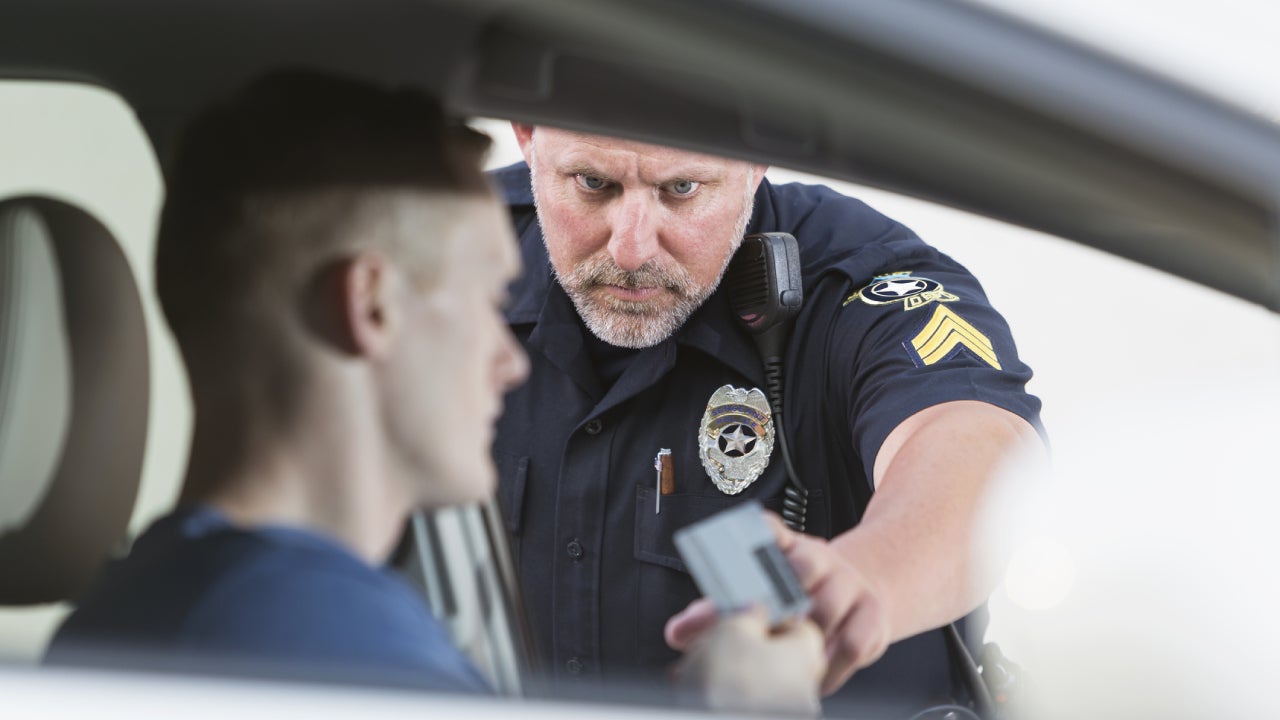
575, 174, 607, 191
667, 179, 699, 196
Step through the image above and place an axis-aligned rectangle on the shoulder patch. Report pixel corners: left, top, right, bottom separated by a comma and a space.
843, 271, 958, 311
905, 305, 1001, 370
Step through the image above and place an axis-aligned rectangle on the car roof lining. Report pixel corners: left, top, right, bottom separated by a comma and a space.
3, 0, 1277, 310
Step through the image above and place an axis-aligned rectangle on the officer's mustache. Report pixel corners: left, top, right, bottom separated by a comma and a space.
568, 255, 697, 300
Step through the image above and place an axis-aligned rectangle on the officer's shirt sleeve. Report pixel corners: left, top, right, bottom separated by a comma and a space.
825, 244, 1043, 487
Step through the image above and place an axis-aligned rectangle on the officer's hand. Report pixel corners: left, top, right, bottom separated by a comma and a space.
767, 513, 892, 696
672, 605, 825, 717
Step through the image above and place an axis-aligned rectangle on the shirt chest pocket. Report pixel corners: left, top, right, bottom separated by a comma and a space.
632, 485, 786, 573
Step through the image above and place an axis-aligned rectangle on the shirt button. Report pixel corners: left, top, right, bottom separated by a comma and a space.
583, 418, 603, 435
565, 657, 584, 675
566, 539, 584, 560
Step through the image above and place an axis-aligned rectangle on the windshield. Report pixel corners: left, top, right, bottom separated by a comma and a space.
976, 0, 1279, 123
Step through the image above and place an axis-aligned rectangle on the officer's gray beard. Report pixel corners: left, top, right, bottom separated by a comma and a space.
537, 175, 756, 349
558, 255, 706, 349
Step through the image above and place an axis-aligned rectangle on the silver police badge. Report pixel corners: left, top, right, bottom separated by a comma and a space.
698, 385, 775, 495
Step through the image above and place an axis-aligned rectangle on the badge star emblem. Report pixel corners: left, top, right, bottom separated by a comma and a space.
844, 271, 959, 310
718, 424, 758, 456
878, 278, 926, 296
698, 385, 775, 495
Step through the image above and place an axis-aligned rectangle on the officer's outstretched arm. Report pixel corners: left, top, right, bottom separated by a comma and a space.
796, 398, 1043, 695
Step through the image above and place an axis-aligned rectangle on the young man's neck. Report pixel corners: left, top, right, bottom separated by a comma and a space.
182, 424, 412, 566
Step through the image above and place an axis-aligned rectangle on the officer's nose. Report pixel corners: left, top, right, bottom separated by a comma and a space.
606, 193, 660, 272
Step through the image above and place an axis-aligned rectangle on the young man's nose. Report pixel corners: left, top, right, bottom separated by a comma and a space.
606, 193, 660, 272
497, 330, 530, 392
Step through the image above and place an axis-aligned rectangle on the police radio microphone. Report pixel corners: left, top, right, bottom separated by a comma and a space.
723, 232, 809, 532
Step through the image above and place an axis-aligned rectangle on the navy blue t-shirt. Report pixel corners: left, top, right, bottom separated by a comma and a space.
490, 162, 1042, 715
46, 505, 490, 694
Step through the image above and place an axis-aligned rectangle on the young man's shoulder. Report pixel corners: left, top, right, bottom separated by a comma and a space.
155, 513, 425, 646
49, 508, 489, 691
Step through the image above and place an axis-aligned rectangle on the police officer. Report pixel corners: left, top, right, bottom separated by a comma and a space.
490, 124, 1045, 714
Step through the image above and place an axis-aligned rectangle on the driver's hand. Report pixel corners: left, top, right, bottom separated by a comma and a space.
672, 605, 825, 717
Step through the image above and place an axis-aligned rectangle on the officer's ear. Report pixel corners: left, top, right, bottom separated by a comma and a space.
750, 163, 769, 191
511, 123, 536, 164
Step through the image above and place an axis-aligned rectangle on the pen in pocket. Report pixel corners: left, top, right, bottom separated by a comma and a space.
653, 448, 672, 513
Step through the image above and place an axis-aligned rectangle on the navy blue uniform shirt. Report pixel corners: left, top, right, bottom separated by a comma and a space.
491, 162, 1042, 714
47, 505, 491, 694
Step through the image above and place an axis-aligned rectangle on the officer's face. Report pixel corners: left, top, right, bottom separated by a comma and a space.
515, 125, 765, 348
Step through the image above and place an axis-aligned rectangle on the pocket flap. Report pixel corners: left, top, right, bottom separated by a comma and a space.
634, 485, 783, 573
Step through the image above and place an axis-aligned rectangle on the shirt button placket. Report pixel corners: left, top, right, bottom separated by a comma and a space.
560, 416, 603, 680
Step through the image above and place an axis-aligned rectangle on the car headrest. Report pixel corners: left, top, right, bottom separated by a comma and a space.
0, 197, 149, 604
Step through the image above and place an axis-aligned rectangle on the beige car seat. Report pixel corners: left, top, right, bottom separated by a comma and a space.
0, 196, 148, 604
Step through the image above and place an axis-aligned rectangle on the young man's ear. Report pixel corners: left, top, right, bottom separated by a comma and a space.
305, 253, 397, 357
511, 122, 535, 165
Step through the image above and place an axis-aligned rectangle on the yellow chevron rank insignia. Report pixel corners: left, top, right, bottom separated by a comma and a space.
843, 271, 959, 311
907, 305, 1001, 370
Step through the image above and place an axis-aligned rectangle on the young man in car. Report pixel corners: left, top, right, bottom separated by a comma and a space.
489, 124, 1046, 713
45, 71, 826, 713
